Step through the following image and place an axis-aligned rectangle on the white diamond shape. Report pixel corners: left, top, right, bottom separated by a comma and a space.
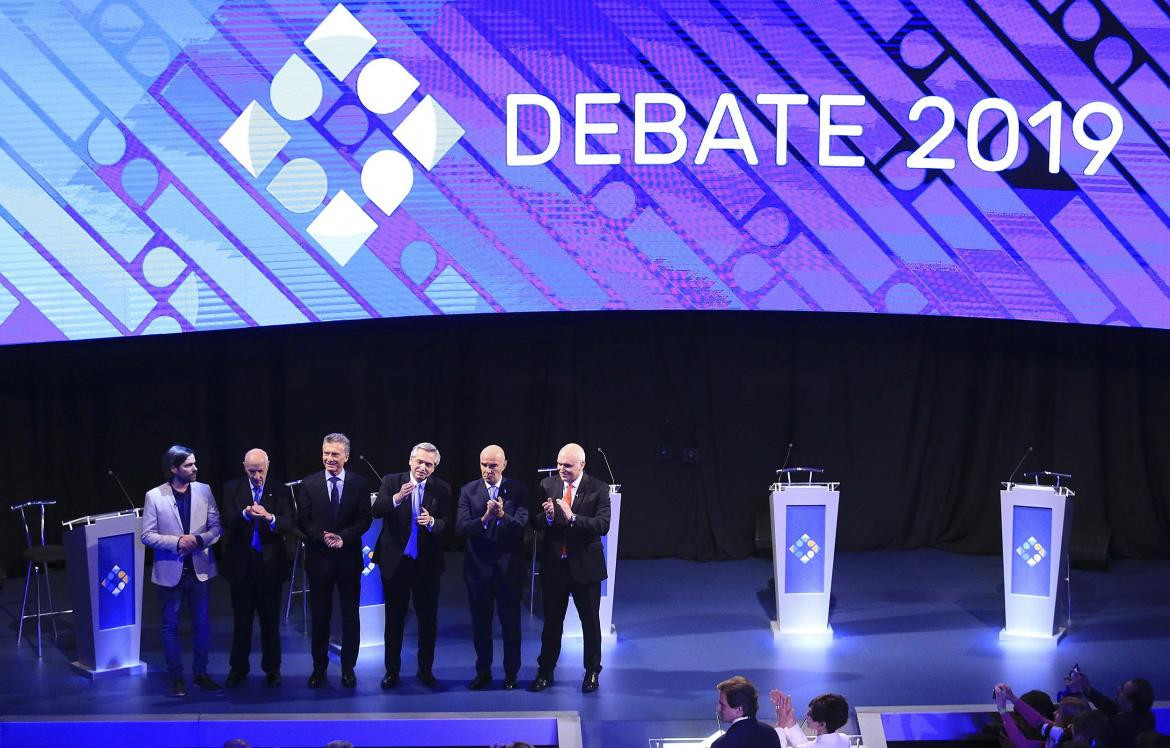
394, 95, 464, 170
219, 101, 290, 177
305, 4, 376, 81
307, 190, 377, 266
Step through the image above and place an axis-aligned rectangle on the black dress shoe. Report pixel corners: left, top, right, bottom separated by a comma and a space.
307, 670, 326, 689
341, 670, 357, 688
265, 672, 282, 687
193, 674, 223, 692
581, 671, 600, 693
168, 677, 187, 698
527, 675, 553, 692
503, 675, 518, 690
381, 672, 399, 690
417, 669, 438, 688
467, 673, 492, 690
224, 671, 246, 688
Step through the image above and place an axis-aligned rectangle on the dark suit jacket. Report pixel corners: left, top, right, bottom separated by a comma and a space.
456, 477, 529, 583
712, 718, 783, 748
218, 477, 295, 583
371, 472, 449, 578
295, 470, 372, 574
533, 472, 610, 584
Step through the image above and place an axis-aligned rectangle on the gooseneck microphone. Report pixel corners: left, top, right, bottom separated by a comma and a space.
1007, 446, 1033, 485
358, 454, 384, 482
284, 479, 303, 487
596, 446, 618, 486
107, 469, 137, 511
780, 442, 794, 473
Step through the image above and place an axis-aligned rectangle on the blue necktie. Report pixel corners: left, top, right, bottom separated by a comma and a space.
405, 483, 420, 559
329, 476, 340, 517
250, 484, 263, 552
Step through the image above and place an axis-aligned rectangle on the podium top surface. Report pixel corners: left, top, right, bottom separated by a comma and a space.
770, 481, 840, 492
1001, 482, 1075, 497
62, 507, 141, 530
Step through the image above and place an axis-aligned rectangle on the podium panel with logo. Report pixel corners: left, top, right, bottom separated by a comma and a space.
1000, 477, 1072, 642
769, 471, 838, 637
63, 509, 147, 679
563, 487, 621, 641
331, 510, 385, 654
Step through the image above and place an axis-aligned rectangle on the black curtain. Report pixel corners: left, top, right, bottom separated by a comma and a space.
3, 310, 1170, 577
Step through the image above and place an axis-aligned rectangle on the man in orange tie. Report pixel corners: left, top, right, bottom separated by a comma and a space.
528, 443, 611, 694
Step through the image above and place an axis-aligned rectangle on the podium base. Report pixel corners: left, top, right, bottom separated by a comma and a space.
70, 660, 147, 681
999, 626, 1066, 645
563, 624, 617, 642
771, 621, 833, 639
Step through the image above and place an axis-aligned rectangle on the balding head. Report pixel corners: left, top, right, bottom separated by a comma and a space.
243, 448, 270, 486
480, 445, 507, 485
556, 443, 586, 484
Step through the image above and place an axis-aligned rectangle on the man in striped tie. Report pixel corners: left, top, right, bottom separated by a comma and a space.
528, 443, 611, 694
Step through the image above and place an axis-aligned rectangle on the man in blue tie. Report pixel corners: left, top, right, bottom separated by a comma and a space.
372, 442, 450, 689
296, 433, 371, 689
219, 448, 295, 688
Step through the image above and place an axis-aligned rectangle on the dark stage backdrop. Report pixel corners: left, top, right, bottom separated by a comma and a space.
3, 310, 1170, 578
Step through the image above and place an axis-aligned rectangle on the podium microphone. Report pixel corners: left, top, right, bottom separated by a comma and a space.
107, 469, 137, 511
779, 442, 794, 473
358, 454, 384, 482
596, 447, 618, 486
284, 479, 303, 487
537, 466, 558, 474
1007, 446, 1033, 485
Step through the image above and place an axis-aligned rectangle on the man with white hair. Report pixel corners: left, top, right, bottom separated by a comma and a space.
373, 442, 450, 689
528, 443, 611, 694
219, 448, 295, 688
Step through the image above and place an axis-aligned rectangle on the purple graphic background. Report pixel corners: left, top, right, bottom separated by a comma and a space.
1, 0, 1169, 345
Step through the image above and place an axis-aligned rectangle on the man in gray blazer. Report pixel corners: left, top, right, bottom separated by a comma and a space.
141, 445, 223, 697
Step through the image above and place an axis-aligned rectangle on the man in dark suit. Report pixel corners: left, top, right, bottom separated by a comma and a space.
528, 443, 610, 694
371, 442, 449, 689
219, 448, 295, 688
456, 445, 529, 690
714, 676, 783, 748
296, 432, 371, 689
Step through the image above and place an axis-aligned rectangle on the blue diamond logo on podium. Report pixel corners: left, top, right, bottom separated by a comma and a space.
361, 545, 376, 576
100, 564, 130, 597
1016, 536, 1047, 567
788, 533, 821, 564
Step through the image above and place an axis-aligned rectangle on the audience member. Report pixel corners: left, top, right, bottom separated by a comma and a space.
713, 676, 783, 747
995, 683, 1092, 748
770, 689, 851, 748
1065, 670, 1156, 748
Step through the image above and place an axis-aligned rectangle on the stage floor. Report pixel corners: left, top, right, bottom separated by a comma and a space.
3, 549, 1168, 746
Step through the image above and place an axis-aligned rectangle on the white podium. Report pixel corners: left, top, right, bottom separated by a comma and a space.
1000, 473, 1073, 642
769, 469, 838, 637
564, 486, 621, 642
62, 509, 148, 679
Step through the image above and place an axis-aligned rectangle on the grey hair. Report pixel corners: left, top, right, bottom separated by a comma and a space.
411, 441, 441, 465
323, 432, 351, 455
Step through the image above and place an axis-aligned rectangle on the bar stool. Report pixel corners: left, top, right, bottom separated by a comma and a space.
11, 499, 70, 657
283, 538, 310, 627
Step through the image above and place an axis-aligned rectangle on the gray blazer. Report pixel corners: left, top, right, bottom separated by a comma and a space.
141, 481, 222, 586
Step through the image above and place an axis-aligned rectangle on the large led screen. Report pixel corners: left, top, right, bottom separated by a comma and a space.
1, 0, 1169, 345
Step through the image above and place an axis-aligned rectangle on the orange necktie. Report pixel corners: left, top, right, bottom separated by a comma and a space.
561, 483, 574, 558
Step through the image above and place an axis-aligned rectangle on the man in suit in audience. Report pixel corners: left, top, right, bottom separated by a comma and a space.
372, 442, 449, 689
219, 448, 295, 688
457, 444, 529, 690
141, 444, 223, 697
528, 443, 610, 694
296, 433, 371, 689
713, 676, 782, 747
